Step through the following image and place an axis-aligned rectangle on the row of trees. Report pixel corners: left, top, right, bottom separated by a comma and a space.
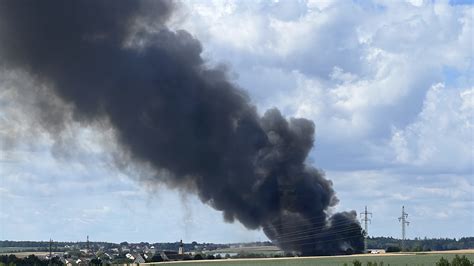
367, 237, 474, 251
436, 255, 473, 266
349, 255, 472, 266
0, 240, 119, 252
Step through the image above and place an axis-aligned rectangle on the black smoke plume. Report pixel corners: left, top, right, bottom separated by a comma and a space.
0, 0, 363, 255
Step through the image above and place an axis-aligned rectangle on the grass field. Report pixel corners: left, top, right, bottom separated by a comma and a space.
0, 247, 39, 253
0, 251, 56, 259
147, 251, 474, 266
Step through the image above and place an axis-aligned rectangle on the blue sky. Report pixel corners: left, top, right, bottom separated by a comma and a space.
1, 0, 473, 243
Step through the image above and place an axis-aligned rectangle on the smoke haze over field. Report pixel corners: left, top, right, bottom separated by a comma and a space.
0, 0, 363, 255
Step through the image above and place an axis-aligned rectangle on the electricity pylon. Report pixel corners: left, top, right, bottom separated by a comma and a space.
360, 206, 372, 252
398, 206, 410, 251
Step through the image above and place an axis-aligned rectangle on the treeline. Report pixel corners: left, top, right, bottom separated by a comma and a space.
0, 240, 119, 252
367, 237, 474, 251
0, 240, 118, 248
350, 255, 473, 266
150, 242, 229, 251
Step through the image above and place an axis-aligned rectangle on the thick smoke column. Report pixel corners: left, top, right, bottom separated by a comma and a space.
0, 0, 363, 255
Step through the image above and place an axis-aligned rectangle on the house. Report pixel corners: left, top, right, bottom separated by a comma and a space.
79, 249, 89, 254
133, 253, 146, 264
72, 258, 90, 266
160, 250, 190, 261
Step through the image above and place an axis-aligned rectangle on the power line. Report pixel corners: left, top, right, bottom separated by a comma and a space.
398, 205, 410, 251
273, 227, 363, 244
264, 211, 365, 233
289, 234, 363, 248
360, 206, 372, 253
273, 223, 363, 241
269, 219, 362, 239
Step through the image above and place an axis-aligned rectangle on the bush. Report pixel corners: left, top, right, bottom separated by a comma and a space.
451, 255, 473, 266
437, 257, 450, 266
352, 259, 362, 266
436, 255, 474, 266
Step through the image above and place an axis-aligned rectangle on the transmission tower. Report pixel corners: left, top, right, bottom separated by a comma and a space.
398, 206, 410, 251
360, 206, 372, 252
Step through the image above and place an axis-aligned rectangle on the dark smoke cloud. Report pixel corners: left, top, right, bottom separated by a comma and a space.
0, 0, 363, 255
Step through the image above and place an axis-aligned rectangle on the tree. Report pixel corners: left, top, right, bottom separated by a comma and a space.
437, 257, 450, 266
90, 258, 102, 266
50, 256, 64, 266
24, 254, 47, 266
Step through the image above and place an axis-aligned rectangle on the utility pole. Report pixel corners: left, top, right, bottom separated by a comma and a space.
49, 238, 52, 258
360, 206, 372, 252
398, 206, 410, 251
87, 235, 90, 252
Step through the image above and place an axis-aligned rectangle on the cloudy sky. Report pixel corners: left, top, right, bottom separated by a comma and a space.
1, 0, 473, 243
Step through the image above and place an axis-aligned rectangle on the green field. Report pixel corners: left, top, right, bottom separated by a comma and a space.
147, 252, 474, 266
0, 247, 39, 253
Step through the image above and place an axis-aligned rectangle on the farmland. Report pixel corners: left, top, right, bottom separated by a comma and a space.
0, 251, 56, 259
0, 247, 38, 253
147, 250, 474, 266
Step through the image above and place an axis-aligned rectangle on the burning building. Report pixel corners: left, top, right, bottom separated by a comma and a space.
0, 0, 363, 255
